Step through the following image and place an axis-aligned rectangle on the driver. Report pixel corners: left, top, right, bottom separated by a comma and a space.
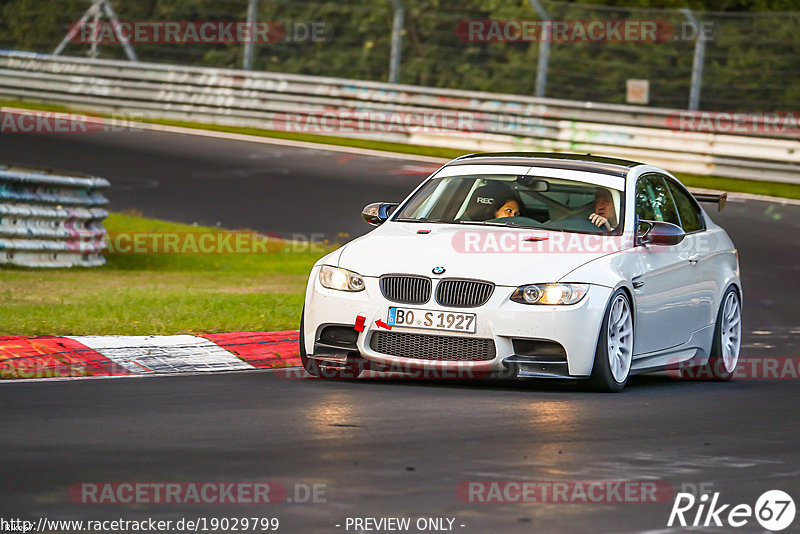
589, 188, 618, 231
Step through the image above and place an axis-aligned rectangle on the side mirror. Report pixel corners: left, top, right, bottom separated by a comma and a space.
637, 220, 685, 246
362, 202, 399, 226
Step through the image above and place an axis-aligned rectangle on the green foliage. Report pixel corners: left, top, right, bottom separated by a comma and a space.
0, 0, 797, 109
2, 0, 86, 50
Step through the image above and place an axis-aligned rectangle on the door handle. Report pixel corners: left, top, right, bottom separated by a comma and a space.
688, 254, 701, 265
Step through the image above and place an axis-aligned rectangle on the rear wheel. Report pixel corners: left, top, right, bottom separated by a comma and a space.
299, 308, 363, 379
680, 287, 741, 380
589, 289, 634, 392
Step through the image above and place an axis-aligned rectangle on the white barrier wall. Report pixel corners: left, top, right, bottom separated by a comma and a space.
0, 50, 798, 183
0, 167, 109, 268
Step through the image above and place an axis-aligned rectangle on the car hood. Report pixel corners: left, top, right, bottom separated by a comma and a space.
337, 222, 631, 286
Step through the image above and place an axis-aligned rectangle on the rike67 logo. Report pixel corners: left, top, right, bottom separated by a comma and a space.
668, 490, 795, 531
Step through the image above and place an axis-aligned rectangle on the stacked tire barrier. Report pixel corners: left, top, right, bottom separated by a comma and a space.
0, 50, 799, 182
0, 167, 109, 267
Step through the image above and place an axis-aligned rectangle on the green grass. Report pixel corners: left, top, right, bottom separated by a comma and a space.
0, 213, 331, 336
4, 98, 800, 200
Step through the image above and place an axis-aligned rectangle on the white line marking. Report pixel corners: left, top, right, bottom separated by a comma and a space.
123, 123, 800, 205
133, 121, 449, 163
68, 335, 255, 374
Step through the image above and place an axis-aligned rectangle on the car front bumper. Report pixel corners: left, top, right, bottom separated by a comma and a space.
303, 266, 614, 378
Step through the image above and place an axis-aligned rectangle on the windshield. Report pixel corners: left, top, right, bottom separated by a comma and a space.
394, 173, 625, 235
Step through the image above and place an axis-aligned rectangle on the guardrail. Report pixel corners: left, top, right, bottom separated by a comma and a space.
0, 50, 798, 183
0, 166, 109, 268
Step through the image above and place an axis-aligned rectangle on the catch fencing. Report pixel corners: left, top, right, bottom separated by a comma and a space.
2, 0, 798, 111
0, 50, 798, 183
0, 166, 109, 268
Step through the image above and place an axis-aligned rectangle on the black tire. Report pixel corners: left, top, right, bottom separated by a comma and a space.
589, 289, 634, 393
679, 286, 741, 381
299, 307, 363, 379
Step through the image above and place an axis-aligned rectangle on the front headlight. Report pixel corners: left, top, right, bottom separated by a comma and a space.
510, 283, 589, 305
319, 265, 365, 292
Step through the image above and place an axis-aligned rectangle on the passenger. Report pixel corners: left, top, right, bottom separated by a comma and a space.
589, 188, 617, 231
494, 197, 521, 219
462, 183, 523, 221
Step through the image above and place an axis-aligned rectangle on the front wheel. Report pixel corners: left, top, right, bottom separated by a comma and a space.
589, 289, 634, 392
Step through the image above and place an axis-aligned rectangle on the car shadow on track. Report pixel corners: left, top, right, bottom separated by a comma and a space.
274, 369, 710, 394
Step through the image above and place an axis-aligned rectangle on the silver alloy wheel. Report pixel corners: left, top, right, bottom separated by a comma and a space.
720, 291, 742, 373
607, 294, 633, 383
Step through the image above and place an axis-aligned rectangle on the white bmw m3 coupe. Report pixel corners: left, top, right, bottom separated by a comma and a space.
300, 153, 742, 391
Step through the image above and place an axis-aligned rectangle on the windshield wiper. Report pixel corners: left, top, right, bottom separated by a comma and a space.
394, 218, 542, 228
458, 220, 533, 228
459, 220, 514, 227
393, 217, 453, 224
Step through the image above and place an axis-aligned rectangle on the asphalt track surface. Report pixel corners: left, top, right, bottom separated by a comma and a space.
1, 129, 799, 533
0, 128, 433, 240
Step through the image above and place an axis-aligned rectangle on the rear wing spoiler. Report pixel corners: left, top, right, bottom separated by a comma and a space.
692, 191, 727, 211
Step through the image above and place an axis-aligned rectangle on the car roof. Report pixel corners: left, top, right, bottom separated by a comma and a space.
445, 152, 643, 178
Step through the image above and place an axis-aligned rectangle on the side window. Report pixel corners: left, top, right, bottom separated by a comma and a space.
635, 174, 680, 225
667, 180, 705, 233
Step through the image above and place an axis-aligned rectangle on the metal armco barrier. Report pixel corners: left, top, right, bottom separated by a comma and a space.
0, 166, 109, 268
0, 50, 798, 183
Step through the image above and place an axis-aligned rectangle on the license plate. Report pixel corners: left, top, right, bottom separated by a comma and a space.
387, 307, 477, 334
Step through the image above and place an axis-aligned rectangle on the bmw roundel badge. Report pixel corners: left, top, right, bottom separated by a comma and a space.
432, 266, 446, 275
